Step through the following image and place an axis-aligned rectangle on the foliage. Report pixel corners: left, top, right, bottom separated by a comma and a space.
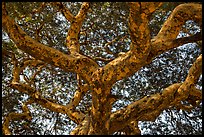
2, 2, 202, 135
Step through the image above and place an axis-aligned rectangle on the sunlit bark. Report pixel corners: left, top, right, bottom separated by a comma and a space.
2, 2, 99, 83
2, 2, 202, 135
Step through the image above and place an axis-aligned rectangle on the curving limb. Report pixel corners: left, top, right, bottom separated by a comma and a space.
171, 54, 202, 106
94, 2, 202, 87
66, 84, 89, 109
154, 3, 202, 41
2, 2, 99, 82
10, 82, 85, 125
2, 99, 34, 135
150, 31, 202, 58
150, 3, 202, 57
2, 2, 202, 135
108, 83, 181, 134
108, 54, 202, 134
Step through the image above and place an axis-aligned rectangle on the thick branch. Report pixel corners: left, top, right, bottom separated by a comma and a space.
2, 3, 99, 82
109, 54, 202, 134
91, 3, 163, 87
171, 54, 202, 105
76, 2, 90, 21
152, 3, 202, 47
108, 83, 182, 134
147, 3, 202, 67
128, 2, 162, 55
91, 51, 147, 87
99, 3, 202, 87
66, 2, 90, 53
151, 32, 202, 57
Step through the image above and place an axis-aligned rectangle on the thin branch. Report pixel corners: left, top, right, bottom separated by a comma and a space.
10, 82, 85, 124
104, 35, 128, 57
66, 84, 89, 109
2, 99, 33, 135
2, 3, 99, 82
35, 21, 45, 42
31, 2, 46, 15
29, 63, 46, 85
76, 2, 90, 21
51, 2, 74, 22
11, 53, 20, 82
93, 57, 114, 63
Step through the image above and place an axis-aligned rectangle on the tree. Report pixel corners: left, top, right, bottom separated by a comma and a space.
2, 2, 202, 135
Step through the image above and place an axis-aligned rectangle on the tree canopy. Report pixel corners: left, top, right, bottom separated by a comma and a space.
2, 2, 202, 135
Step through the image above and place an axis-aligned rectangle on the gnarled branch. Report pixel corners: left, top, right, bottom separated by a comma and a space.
10, 82, 85, 124
2, 2, 99, 82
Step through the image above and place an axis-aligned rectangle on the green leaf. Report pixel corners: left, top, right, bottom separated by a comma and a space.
25, 16, 32, 22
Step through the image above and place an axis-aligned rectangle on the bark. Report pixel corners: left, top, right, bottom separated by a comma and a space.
2, 2, 99, 83
2, 2, 202, 135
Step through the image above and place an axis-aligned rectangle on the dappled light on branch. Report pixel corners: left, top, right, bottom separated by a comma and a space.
2, 2, 202, 135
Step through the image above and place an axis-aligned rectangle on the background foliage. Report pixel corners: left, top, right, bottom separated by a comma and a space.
2, 2, 202, 135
